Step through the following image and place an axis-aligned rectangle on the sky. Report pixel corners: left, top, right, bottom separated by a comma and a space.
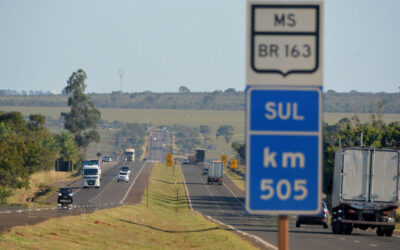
0, 0, 399, 93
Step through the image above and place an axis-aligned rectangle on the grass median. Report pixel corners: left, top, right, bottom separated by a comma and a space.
0, 163, 256, 249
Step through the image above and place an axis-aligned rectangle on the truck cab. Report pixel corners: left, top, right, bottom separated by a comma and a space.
82, 160, 101, 188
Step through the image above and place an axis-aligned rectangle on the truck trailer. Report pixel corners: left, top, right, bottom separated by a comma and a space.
331, 147, 399, 236
207, 161, 223, 185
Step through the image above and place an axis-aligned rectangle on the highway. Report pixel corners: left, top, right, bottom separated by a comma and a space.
148, 129, 172, 162
0, 157, 150, 232
181, 163, 400, 250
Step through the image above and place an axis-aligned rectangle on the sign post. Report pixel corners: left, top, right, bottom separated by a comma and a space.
246, 2, 323, 249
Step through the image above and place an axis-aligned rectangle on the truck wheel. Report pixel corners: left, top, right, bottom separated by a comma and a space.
323, 224, 328, 229
296, 221, 300, 228
332, 222, 343, 234
343, 224, 353, 235
376, 228, 384, 237
384, 229, 393, 237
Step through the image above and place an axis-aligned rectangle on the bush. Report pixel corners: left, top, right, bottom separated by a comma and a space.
0, 187, 13, 204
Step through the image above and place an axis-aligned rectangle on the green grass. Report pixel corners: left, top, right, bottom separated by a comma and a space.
224, 166, 245, 191
0, 164, 257, 249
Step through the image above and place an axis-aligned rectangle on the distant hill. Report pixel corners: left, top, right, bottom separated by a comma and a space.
1, 90, 399, 113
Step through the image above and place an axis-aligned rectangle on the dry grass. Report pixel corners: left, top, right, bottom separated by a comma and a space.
0, 164, 257, 249
7, 170, 78, 206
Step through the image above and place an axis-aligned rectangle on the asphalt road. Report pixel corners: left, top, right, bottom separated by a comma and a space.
0, 159, 150, 233
181, 163, 400, 250
148, 129, 171, 162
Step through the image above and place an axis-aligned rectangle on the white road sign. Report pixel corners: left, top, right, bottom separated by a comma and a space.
247, 2, 323, 86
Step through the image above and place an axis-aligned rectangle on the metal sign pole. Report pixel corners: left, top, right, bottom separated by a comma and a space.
278, 215, 289, 250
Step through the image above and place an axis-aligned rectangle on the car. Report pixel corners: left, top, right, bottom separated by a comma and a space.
120, 166, 131, 175
202, 168, 209, 175
102, 156, 112, 162
58, 187, 73, 206
296, 201, 329, 229
118, 172, 129, 182
182, 159, 189, 165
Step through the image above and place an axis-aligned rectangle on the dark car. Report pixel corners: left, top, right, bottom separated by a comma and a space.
58, 187, 73, 206
296, 201, 329, 228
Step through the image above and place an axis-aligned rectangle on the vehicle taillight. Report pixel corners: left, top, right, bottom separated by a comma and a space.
348, 209, 357, 214
323, 209, 328, 214
382, 211, 391, 216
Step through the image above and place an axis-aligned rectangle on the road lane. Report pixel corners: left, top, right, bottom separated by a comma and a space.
181, 163, 400, 250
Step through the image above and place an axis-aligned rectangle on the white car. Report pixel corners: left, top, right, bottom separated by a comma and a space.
118, 172, 129, 182
120, 166, 131, 175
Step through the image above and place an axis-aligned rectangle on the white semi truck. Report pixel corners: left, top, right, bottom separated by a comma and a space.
331, 147, 399, 236
82, 160, 101, 188
124, 148, 135, 162
207, 161, 223, 185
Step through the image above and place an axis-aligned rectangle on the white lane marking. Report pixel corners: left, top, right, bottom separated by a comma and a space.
369, 244, 377, 247
339, 237, 345, 240
180, 164, 277, 250
354, 240, 360, 243
179, 165, 193, 211
223, 183, 244, 205
393, 234, 400, 238
190, 164, 225, 214
120, 162, 148, 204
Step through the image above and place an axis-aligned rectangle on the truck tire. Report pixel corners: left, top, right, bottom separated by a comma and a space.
376, 228, 384, 237
332, 222, 343, 234
323, 224, 328, 229
343, 224, 353, 235
384, 229, 393, 237
296, 221, 300, 228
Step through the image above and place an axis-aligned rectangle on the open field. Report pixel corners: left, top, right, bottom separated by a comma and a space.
0, 164, 256, 249
2, 106, 400, 130
2, 106, 400, 158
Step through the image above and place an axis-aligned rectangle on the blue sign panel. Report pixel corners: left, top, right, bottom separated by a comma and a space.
249, 89, 320, 132
245, 86, 322, 215
248, 135, 319, 212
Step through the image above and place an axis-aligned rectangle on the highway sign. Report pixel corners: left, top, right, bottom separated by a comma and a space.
230, 159, 238, 169
166, 153, 173, 167
245, 86, 322, 215
221, 155, 227, 167
247, 2, 323, 86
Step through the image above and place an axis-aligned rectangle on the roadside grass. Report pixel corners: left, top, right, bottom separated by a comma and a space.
224, 166, 245, 191
7, 170, 79, 206
0, 163, 257, 249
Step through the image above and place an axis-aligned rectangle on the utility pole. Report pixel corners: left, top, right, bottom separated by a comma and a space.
119, 69, 125, 92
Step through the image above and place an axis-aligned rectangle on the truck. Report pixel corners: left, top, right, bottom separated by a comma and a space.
124, 148, 135, 162
195, 149, 205, 163
207, 161, 223, 185
331, 147, 399, 237
82, 160, 101, 188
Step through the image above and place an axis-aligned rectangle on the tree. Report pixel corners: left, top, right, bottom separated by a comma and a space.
61, 69, 101, 159
55, 131, 80, 165
179, 86, 191, 93
231, 142, 245, 164
216, 125, 235, 143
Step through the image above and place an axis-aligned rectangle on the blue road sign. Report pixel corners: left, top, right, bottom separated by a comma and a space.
245, 86, 322, 215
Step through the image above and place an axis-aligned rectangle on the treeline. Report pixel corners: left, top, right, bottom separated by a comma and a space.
231, 114, 400, 195
113, 122, 150, 159
1, 90, 400, 113
0, 111, 80, 203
